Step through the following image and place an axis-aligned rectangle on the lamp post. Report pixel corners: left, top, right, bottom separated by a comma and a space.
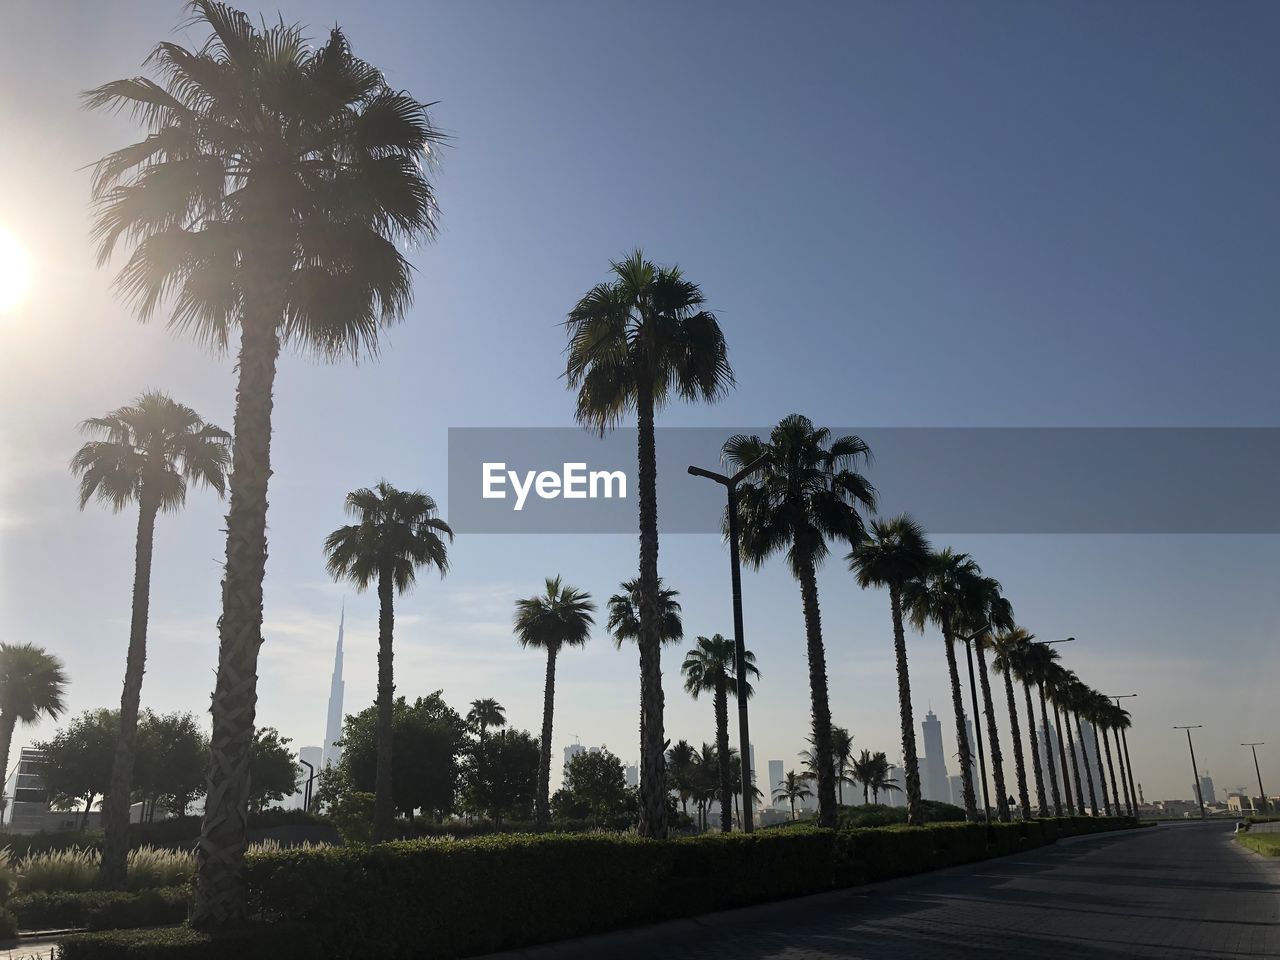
688, 453, 769, 832
1174, 725, 1205, 819
957, 628, 991, 823
1242, 743, 1268, 815
298, 758, 315, 813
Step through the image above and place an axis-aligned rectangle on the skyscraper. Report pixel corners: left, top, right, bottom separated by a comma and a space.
322, 606, 346, 772
921, 710, 949, 803
1199, 774, 1216, 805
768, 760, 784, 807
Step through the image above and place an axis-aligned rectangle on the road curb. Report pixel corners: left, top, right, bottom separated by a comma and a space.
1056, 824, 1157, 846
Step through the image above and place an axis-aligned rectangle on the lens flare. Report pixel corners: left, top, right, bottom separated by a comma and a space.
0, 225, 33, 313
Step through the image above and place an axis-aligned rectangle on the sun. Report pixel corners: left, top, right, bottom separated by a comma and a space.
0, 224, 33, 313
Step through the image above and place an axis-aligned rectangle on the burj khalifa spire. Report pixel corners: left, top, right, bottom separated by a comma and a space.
322, 604, 346, 771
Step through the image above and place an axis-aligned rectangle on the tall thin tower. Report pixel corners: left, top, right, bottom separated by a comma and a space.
322, 605, 346, 772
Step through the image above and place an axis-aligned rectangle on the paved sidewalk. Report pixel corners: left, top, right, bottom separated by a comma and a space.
483, 823, 1280, 959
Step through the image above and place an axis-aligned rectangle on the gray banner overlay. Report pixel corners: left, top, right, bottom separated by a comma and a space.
447, 427, 1280, 534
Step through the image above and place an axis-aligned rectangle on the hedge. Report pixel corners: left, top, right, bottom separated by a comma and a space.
63, 815, 1139, 959
56, 924, 310, 959
12, 886, 189, 932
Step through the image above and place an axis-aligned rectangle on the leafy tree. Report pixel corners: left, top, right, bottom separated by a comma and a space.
665, 740, 697, 817
85, 1, 443, 926
465, 699, 506, 746
607, 578, 683, 757
72, 392, 228, 886
325, 481, 452, 840
848, 514, 931, 824
0, 644, 67, 816
566, 252, 732, 839
514, 577, 595, 826
681, 634, 758, 833
37, 709, 117, 827
850, 750, 900, 804
460, 728, 539, 824
336, 693, 467, 822
134, 710, 209, 819
558, 748, 627, 825
773, 770, 812, 821
724, 415, 875, 828
248, 728, 298, 814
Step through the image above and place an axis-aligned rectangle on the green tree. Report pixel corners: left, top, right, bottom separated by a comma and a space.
991, 628, 1035, 820
1023, 641, 1066, 815
325, 481, 452, 840
0, 644, 67, 817
37, 709, 117, 828
856, 751, 900, 804
465, 699, 506, 748
566, 252, 732, 839
460, 728, 539, 824
71, 391, 228, 886
1085, 691, 1117, 816
1109, 704, 1136, 815
1045, 662, 1081, 814
848, 514, 931, 825
904, 549, 982, 821
680, 634, 758, 833
607, 577, 683, 759
246, 728, 298, 814
831, 726, 855, 807
85, 2, 443, 926
134, 710, 209, 819
960, 575, 1015, 822
724, 415, 875, 828
1004, 629, 1049, 815
665, 740, 697, 818
1065, 678, 1100, 815
558, 748, 628, 825
773, 770, 812, 821
514, 577, 595, 826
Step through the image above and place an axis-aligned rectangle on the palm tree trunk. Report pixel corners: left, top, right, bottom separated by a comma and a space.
634, 382, 667, 840
942, 627, 978, 821
1089, 722, 1110, 815
890, 585, 924, 826
1075, 713, 1098, 815
1052, 700, 1076, 814
1120, 727, 1138, 815
0, 712, 16, 818
373, 570, 397, 840
536, 646, 558, 827
101, 494, 159, 888
1099, 723, 1120, 815
975, 643, 1009, 821
1063, 708, 1085, 813
796, 553, 837, 828
193, 305, 283, 931
1002, 670, 1031, 820
714, 679, 732, 833
1039, 686, 1062, 816
1114, 729, 1133, 815
1022, 683, 1046, 816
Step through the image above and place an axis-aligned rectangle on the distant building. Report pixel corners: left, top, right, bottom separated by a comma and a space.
948, 775, 966, 809
1199, 774, 1217, 805
768, 760, 785, 807
564, 742, 586, 770
624, 764, 638, 789
2, 748, 50, 832
921, 711, 949, 803
885, 764, 905, 807
322, 607, 346, 773
294, 745, 322, 810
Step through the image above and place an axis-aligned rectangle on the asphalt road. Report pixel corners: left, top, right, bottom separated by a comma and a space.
482, 823, 1280, 959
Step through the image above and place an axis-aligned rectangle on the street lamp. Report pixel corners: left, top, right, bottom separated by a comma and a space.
1103, 693, 1138, 817
298, 758, 316, 813
1174, 725, 1205, 819
688, 453, 769, 832
1242, 743, 1268, 815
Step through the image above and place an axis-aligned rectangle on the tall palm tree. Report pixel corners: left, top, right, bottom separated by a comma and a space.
566, 253, 731, 839
991, 628, 1034, 820
0, 644, 68, 816
1007, 631, 1048, 815
848, 514, 930, 825
1110, 705, 1135, 815
466, 699, 507, 747
904, 549, 981, 821
831, 726, 855, 807
324, 482, 452, 840
86, 2, 443, 927
1024, 641, 1065, 815
71, 392, 229, 886
666, 740, 697, 818
1086, 692, 1117, 816
607, 577, 683, 757
1065, 677, 1099, 814
1047, 665, 1083, 814
681, 634, 758, 833
514, 577, 596, 827
864, 752, 901, 804
692, 742, 721, 830
774, 770, 812, 821
959, 575, 1015, 822
724, 415, 875, 828
849, 749, 878, 805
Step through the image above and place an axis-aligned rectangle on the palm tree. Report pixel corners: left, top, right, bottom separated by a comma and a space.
566, 252, 732, 839
466, 699, 507, 747
681, 634, 758, 833
865, 752, 901, 804
1086, 692, 1118, 816
774, 770, 813, 821
514, 577, 596, 827
666, 740, 697, 818
1024, 641, 1065, 815
692, 742, 720, 830
607, 578, 683, 756
848, 514, 930, 825
86, 2, 444, 927
1110, 705, 1136, 815
324, 482, 452, 840
849, 749, 878, 805
724, 415, 874, 828
904, 549, 982, 820
992, 628, 1036, 819
70, 392, 229, 885
1007, 632, 1049, 815
1046, 665, 1083, 814
1062, 677, 1099, 815
831, 726, 855, 807
963, 577, 1015, 822
0, 644, 68, 816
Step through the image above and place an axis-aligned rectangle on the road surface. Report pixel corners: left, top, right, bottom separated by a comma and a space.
483, 823, 1279, 959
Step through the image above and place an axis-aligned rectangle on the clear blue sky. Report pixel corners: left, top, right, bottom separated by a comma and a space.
1, 0, 1277, 803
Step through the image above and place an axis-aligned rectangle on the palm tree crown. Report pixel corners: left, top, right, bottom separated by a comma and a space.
71, 392, 229, 513
606, 578, 683, 648
466, 699, 507, 739
514, 577, 596, 655
324, 483, 453, 590
0, 644, 68, 727
680, 634, 758, 701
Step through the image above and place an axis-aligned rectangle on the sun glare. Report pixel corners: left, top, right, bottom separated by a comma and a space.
0, 225, 33, 313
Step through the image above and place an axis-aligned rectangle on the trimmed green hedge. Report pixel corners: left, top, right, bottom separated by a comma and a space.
56, 924, 308, 959
12, 886, 189, 932
63, 815, 1139, 959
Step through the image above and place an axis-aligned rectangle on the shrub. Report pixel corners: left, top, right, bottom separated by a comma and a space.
839, 825, 936, 882
12, 887, 189, 932
667, 828, 835, 912
1237, 833, 1280, 857
0, 906, 16, 939
0, 847, 18, 903
926, 823, 988, 868
836, 800, 966, 830
18, 846, 99, 893
57, 924, 310, 959
124, 848, 194, 892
